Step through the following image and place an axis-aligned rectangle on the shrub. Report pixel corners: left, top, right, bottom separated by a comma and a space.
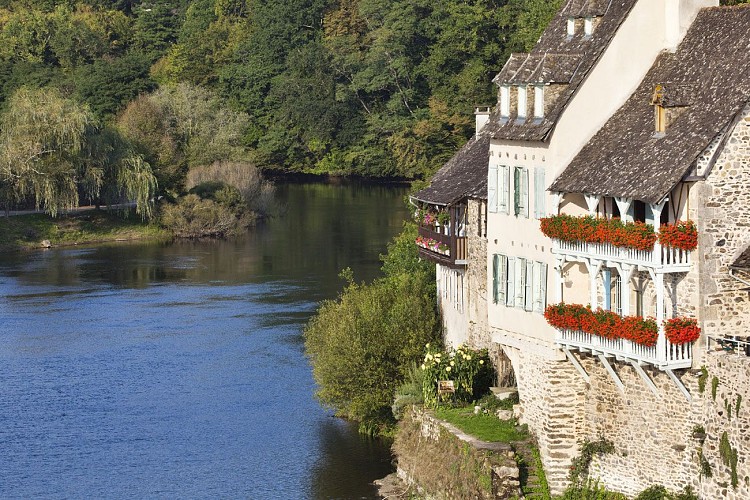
392, 363, 425, 420
421, 345, 494, 408
635, 485, 668, 500
159, 194, 251, 238
186, 160, 275, 217
304, 224, 441, 435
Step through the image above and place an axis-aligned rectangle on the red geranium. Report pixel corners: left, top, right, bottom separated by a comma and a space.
540, 215, 656, 252
658, 221, 698, 251
664, 317, 701, 344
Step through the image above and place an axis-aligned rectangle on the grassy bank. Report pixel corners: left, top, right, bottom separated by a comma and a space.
0, 210, 169, 251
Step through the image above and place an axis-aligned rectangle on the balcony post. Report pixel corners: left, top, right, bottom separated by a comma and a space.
619, 264, 634, 316
614, 197, 633, 222
555, 257, 565, 302
585, 258, 603, 309
585, 194, 601, 215
655, 272, 666, 363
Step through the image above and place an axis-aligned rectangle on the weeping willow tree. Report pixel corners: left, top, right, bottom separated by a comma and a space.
0, 86, 158, 218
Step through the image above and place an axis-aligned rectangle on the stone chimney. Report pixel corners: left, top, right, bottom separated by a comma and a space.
475, 107, 491, 138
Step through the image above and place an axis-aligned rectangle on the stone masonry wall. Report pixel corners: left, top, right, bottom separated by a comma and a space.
692, 104, 750, 342
467, 199, 490, 349
502, 345, 586, 495
697, 352, 750, 500
580, 357, 702, 496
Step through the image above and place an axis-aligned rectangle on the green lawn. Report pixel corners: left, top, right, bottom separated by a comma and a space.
435, 406, 527, 443
0, 210, 168, 251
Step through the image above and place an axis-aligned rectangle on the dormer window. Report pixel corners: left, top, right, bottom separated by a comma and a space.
500, 85, 510, 119
517, 85, 527, 120
567, 17, 575, 37
584, 17, 593, 37
534, 85, 544, 119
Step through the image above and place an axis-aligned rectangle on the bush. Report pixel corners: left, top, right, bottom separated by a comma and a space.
421, 345, 494, 408
304, 224, 440, 435
392, 363, 425, 420
159, 194, 252, 238
186, 160, 275, 217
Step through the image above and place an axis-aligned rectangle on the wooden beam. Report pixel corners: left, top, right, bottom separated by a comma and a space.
564, 348, 590, 383
665, 369, 692, 402
598, 354, 624, 393
630, 361, 659, 398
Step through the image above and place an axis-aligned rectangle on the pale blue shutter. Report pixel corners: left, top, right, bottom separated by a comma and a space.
492, 254, 499, 303
488, 165, 498, 213
524, 259, 534, 311
535, 168, 546, 219
513, 167, 521, 216
498, 166, 508, 214
535, 262, 548, 313
506, 257, 516, 307
515, 257, 526, 308
521, 168, 529, 218
603, 269, 612, 310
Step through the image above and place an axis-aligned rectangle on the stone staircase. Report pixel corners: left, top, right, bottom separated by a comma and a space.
513, 440, 550, 500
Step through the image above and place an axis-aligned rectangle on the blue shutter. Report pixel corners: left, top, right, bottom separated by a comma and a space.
535, 262, 548, 313
603, 269, 612, 310
492, 254, 499, 303
515, 257, 526, 308
524, 259, 534, 311
498, 166, 508, 214
506, 257, 516, 307
488, 165, 498, 213
521, 168, 529, 218
513, 168, 521, 216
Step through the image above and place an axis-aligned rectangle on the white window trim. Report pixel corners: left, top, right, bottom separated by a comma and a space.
500, 86, 510, 118
534, 85, 544, 119
517, 85, 527, 119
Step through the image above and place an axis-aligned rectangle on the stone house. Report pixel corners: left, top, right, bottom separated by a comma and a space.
414, 0, 750, 497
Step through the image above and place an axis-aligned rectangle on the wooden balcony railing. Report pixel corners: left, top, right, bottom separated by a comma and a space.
552, 239, 692, 272
556, 328, 692, 370
417, 224, 467, 268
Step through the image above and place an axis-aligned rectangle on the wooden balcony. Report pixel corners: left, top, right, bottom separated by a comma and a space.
417, 225, 467, 268
556, 328, 692, 370
552, 239, 692, 273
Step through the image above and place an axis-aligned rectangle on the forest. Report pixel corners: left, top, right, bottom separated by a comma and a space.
0, 0, 745, 216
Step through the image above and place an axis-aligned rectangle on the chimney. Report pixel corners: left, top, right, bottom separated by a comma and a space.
664, 0, 718, 50
475, 107, 491, 138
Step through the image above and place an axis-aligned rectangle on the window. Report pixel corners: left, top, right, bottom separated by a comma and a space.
584, 17, 593, 37
534, 85, 544, 119
613, 274, 622, 316
517, 86, 527, 119
534, 167, 546, 219
500, 86, 510, 118
492, 253, 547, 313
514, 167, 529, 218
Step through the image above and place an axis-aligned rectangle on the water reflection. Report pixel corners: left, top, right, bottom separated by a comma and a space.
0, 181, 408, 499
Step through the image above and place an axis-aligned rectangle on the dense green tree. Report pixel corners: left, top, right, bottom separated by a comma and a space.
304, 224, 440, 433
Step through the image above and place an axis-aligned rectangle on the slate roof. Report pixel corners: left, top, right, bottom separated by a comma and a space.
492, 0, 638, 142
549, 6, 750, 204
732, 245, 750, 269
411, 124, 492, 206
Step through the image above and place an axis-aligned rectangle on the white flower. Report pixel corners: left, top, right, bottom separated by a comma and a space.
479, 360, 484, 365
450, 360, 455, 367
467, 355, 472, 361
425, 343, 430, 349
421, 364, 426, 370
446, 366, 452, 372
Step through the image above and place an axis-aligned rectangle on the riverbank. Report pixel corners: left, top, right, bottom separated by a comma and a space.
0, 210, 169, 252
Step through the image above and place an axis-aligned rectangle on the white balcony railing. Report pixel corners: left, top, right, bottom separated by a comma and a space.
552, 240, 691, 272
557, 329, 692, 370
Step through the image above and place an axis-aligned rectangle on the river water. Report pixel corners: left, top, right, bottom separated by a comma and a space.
0, 181, 410, 499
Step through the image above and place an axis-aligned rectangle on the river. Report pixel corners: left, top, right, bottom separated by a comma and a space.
0, 181, 410, 499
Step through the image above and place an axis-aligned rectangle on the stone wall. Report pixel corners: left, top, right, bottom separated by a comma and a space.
697, 352, 750, 500
501, 345, 586, 495
693, 104, 750, 342
467, 199, 490, 349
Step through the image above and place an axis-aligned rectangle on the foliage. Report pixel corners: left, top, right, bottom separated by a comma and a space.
0, 86, 157, 218
421, 345, 494, 408
434, 406, 526, 443
697, 447, 712, 479
635, 485, 669, 500
186, 160, 275, 217
0, 210, 167, 251
697, 366, 709, 393
392, 362, 425, 420
664, 318, 701, 345
304, 224, 441, 435
719, 431, 739, 488
568, 437, 616, 486
558, 479, 628, 500
159, 193, 252, 238
657, 220, 698, 251
712, 376, 719, 401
